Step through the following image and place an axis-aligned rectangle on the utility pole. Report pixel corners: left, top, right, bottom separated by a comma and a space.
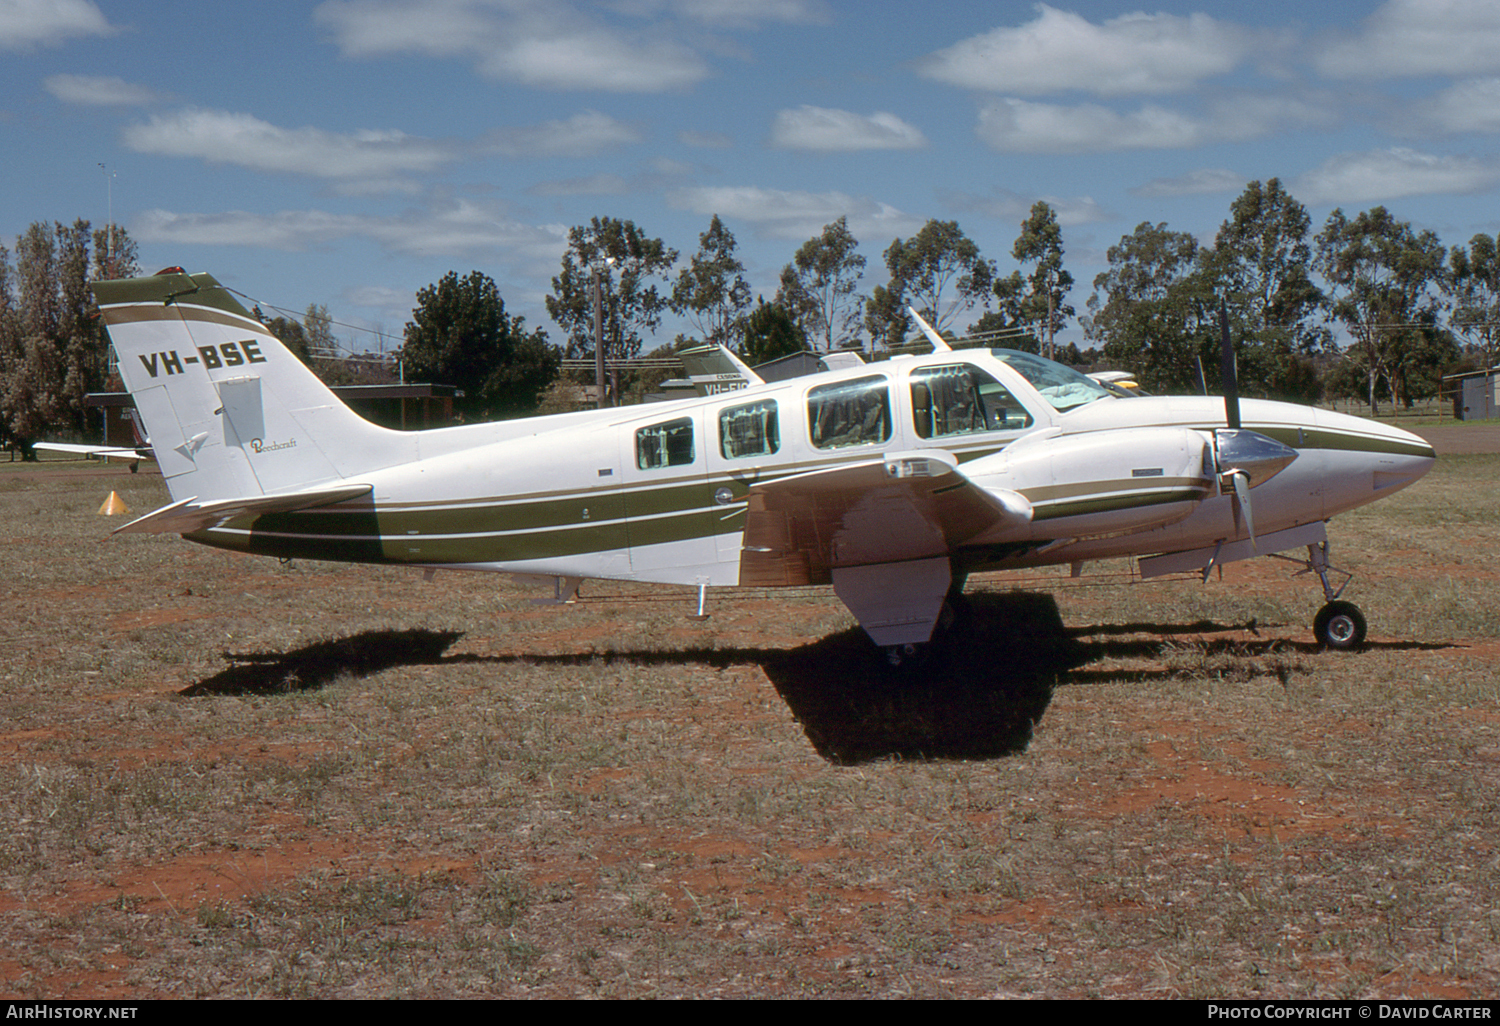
593, 263, 606, 409
592, 256, 615, 409
98, 163, 116, 277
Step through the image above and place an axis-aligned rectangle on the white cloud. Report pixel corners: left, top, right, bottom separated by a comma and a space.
44, 74, 162, 106
667, 185, 919, 242
0, 0, 111, 49
1291, 148, 1500, 206
1316, 0, 1500, 80
315, 0, 709, 92
133, 199, 568, 261
1132, 168, 1248, 198
1409, 78, 1500, 135
485, 111, 642, 158
972, 92, 1322, 155
488, 27, 705, 91
976, 98, 1209, 154
678, 129, 732, 149
122, 108, 459, 186
916, 4, 1260, 97
645, 0, 830, 29
342, 284, 412, 314
940, 187, 1108, 228
528, 173, 631, 196
770, 106, 926, 152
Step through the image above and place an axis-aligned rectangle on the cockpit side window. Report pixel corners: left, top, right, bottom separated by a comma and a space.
911, 364, 1033, 438
719, 399, 779, 459
808, 376, 891, 449
991, 349, 1112, 412
636, 417, 695, 470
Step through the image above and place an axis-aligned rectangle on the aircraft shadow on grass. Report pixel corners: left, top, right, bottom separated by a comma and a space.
177, 593, 1459, 766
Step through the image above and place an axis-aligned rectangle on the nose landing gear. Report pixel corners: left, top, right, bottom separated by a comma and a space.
1268, 540, 1366, 649
1272, 540, 1366, 650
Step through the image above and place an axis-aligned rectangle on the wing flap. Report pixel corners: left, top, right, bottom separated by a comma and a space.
114, 483, 373, 536
740, 452, 1030, 585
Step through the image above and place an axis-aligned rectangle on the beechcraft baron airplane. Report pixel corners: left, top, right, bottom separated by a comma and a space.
92, 269, 1434, 662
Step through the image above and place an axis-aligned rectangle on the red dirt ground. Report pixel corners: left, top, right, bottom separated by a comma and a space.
2, 422, 1496, 999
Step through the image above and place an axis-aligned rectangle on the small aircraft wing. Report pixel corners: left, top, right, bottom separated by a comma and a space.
738, 452, 1031, 586
114, 483, 373, 536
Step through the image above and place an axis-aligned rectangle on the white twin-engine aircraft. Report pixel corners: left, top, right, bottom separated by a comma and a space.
93, 269, 1435, 663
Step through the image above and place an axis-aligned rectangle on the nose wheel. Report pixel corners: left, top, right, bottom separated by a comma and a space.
1314, 600, 1366, 650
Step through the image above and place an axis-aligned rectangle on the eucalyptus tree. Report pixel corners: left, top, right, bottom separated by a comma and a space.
866, 219, 994, 349
304, 303, 338, 358
1446, 232, 1500, 371
776, 216, 866, 352
1085, 222, 1212, 393
1314, 206, 1447, 415
92, 223, 139, 281
547, 217, 679, 365
1208, 179, 1326, 402
1000, 201, 1074, 360
670, 214, 752, 350
0, 219, 133, 451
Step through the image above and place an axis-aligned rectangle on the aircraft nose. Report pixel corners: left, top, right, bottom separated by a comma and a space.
1373, 423, 1437, 492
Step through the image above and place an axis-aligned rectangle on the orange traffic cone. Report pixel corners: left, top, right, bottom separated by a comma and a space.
98, 491, 129, 516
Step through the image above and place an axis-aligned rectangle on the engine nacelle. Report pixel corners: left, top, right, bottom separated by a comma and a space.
965, 426, 1214, 542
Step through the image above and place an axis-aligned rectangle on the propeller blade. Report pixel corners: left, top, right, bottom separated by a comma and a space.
1230, 470, 1255, 550
1219, 302, 1240, 431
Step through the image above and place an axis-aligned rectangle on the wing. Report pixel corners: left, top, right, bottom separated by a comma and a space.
114, 483, 373, 536
738, 451, 1031, 586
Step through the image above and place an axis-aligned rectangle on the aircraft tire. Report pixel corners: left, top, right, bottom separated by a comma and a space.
1314, 601, 1366, 651
884, 643, 925, 669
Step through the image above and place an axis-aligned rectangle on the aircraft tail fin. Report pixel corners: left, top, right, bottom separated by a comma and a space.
92, 270, 412, 505
678, 343, 764, 396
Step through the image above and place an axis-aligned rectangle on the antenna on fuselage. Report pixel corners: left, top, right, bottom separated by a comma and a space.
907, 307, 953, 353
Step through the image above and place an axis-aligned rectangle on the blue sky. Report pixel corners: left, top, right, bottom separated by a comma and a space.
6, 0, 1500, 355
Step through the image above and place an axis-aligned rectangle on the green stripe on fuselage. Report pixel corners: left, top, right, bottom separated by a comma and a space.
189, 475, 736, 565
1237, 425, 1434, 460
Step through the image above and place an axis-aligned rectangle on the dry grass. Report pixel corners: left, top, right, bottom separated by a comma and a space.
0, 451, 1496, 998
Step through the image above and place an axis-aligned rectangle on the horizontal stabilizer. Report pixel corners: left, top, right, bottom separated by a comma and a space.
34, 442, 148, 461
114, 483, 373, 536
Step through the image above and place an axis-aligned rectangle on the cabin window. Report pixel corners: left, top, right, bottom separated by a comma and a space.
808, 375, 891, 449
910, 364, 1033, 438
719, 400, 779, 459
636, 417, 695, 470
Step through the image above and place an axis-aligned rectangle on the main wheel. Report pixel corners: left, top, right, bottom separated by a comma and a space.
884, 643, 920, 668
1314, 601, 1366, 650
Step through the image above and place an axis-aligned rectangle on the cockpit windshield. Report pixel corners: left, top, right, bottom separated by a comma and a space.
991, 349, 1114, 413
